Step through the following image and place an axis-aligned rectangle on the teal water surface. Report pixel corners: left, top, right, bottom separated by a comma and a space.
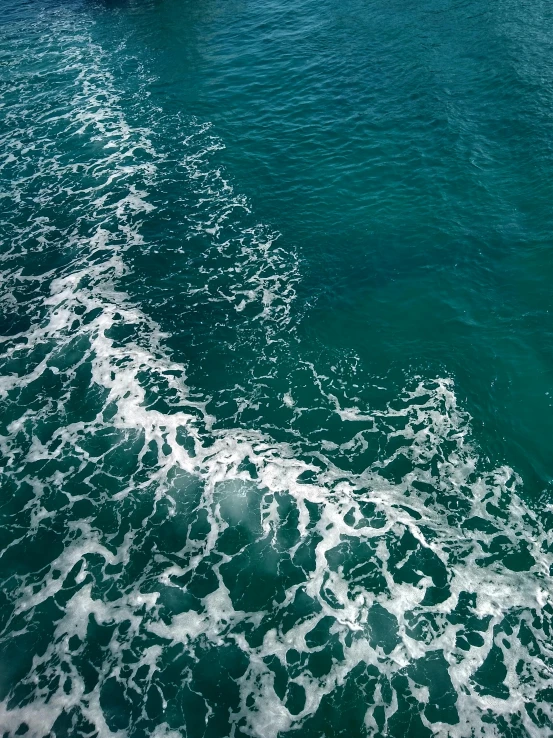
1, 0, 553, 736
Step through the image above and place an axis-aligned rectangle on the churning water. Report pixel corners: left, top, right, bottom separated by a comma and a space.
1, 0, 553, 736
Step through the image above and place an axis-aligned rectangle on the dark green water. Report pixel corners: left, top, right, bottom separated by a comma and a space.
1, 0, 553, 735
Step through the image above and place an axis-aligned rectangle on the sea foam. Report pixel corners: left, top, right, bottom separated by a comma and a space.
0, 7, 552, 738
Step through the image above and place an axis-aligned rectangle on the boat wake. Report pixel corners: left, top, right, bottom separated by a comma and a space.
0, 7, 552, 738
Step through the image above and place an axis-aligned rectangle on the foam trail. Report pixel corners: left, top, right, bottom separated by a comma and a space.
0, 6, 552, 738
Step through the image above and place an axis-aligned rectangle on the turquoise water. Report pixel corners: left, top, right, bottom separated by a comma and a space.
1, 0, 553, 735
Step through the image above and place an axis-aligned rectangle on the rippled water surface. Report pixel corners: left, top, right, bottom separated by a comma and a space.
1, 0, 553, 736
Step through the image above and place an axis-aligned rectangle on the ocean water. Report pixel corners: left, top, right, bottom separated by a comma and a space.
1, 0, 553, 735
